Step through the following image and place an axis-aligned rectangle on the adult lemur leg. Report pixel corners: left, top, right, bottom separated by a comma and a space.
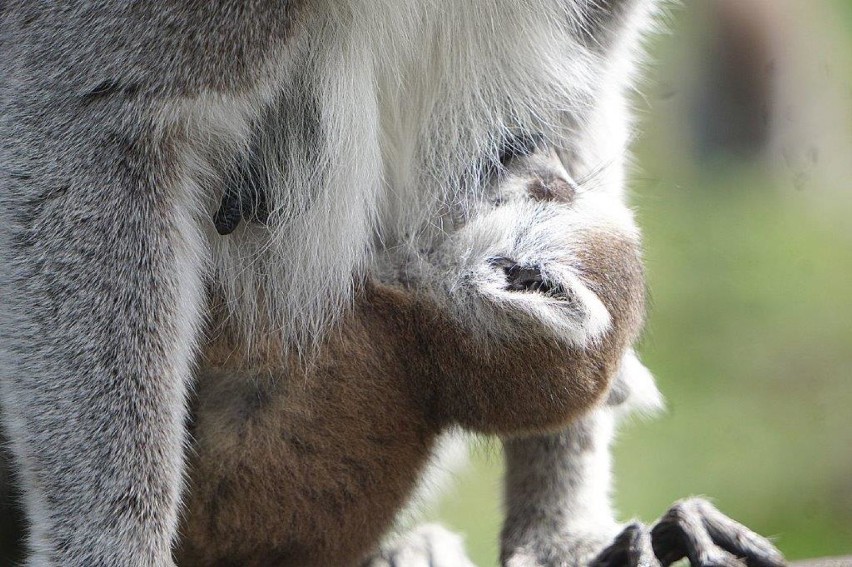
0, 1, 308, 562
502, 353, 785, 567
595, 497, 785, 567
501, 353, 658, 567
0, 97, 207, 566
647, 498, 785, 567
503, 415, 623, 567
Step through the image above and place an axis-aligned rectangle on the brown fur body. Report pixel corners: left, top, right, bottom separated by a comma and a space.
178, 220, 645, 566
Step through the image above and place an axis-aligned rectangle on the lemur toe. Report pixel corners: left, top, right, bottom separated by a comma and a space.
592, 523, 661, 567
650, 498, 786, 567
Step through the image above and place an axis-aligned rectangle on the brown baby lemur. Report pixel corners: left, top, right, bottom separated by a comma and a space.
178, 145, 785, 567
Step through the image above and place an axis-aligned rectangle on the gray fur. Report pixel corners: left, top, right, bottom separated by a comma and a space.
501, 355, 661, 567
0, 1, 660, 564
1, 3, 296, 564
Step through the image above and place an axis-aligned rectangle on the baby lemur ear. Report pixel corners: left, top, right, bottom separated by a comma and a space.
575, 0, 659, 50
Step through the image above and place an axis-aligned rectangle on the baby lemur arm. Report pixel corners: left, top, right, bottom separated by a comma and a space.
370, 233, 644, 437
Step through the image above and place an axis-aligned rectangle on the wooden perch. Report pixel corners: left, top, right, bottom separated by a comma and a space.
792, 558, 852, 567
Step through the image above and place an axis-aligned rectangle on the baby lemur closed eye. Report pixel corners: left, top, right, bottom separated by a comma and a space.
178, 146, 784, 567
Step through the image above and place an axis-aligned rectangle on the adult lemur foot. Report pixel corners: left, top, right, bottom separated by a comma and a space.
592, 499, 785, 567
649, 498, 786, 567
364, 524, 477, 567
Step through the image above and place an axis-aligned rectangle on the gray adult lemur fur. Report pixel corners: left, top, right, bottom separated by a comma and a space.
0, 1, 786, 566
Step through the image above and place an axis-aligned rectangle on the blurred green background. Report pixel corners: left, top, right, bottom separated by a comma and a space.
429, 2, 852, 564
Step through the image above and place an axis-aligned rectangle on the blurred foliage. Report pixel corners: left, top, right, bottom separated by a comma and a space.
430, 3, 852, 565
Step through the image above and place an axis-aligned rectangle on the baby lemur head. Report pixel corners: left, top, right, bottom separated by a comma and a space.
201, 137, 647, 437
371, 138, 647, 434
380, 135, 645, 353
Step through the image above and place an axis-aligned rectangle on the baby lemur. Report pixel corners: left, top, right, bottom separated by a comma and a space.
178, 146, 784, 566
0, 1, 785, 565
181, 144, 643, 565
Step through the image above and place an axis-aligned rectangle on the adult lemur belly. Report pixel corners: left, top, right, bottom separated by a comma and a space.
179, 6, 641, 561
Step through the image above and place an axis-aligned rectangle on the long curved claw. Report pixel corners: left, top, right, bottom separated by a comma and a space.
650, 498, 786, 567
592, 523, 661, 567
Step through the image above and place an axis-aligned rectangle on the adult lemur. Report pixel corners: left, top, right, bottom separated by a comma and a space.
0, 1, 785, 566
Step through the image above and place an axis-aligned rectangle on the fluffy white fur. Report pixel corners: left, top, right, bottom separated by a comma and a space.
189, 0, 660, 350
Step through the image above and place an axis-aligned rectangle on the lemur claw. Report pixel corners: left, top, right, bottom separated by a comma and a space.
592, 523, 660, 567
591, 499, 785, 567
650, 498, 786, 567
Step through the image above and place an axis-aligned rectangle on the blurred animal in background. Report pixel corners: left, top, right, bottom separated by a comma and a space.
687, 0, 852, 191
692, 0, 776, 159
0, 0, 787, 565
